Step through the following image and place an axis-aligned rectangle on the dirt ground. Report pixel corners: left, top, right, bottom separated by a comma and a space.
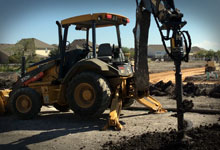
149, 67, 205, 84
1, 61, 220, 150
148, 61, 205, 73
0, 96, 220, 150
149, 61, 220, 85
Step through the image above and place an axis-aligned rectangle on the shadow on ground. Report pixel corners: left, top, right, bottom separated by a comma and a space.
0, 110, 108, 150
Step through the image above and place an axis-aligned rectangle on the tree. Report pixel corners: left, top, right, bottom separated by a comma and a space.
215, 50, 220, 58
121, 47, 130, 53
16, 39, 35, 56
8, 39, 38, 63
49, 48, 59, 57
129, 49, 135, 60
121, 47, 131, 60
216, 50, 220, 57
195, 50, 207, 59
205, 50, 215, 59
8, 51, 23, 63
214, 50, 220, 62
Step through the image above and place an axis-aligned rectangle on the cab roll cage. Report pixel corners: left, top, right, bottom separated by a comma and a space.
56, 20, 122, 79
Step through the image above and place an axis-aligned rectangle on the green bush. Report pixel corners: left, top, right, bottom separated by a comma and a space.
49, 48, 59, 57
122, 47, 135, 60
9, 54, 21, 63
0, 64, 20, 72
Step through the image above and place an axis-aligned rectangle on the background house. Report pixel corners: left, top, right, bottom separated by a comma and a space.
130, 45, 207, 61
18, 38, 55, 57
0, 38, 56, 64
68, 39, 98, 51
148, 45, 166, 59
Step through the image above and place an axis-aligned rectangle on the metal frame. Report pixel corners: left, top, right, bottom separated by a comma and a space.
92, 21, 96, 58
116, 25, 122, 48
56, 21, 70, 79
56, 18, 124, 79
86, 28, 89, 50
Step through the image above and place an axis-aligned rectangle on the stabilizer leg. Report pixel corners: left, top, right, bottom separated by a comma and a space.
137, 95, 167, 113
0, 89, 11, 115
0, 96, 5, 115
102, 87, 123, 131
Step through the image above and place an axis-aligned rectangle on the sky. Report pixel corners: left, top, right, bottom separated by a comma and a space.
0, 0, 219, 50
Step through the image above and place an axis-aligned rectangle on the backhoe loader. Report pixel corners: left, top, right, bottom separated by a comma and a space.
0, 0, 191, 132
0, 13, 165, 126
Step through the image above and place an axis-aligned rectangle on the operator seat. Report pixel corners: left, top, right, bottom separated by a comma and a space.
97, 43, 112, 62
64, 49, 88, 74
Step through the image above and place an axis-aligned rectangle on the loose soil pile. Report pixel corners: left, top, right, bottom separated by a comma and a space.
150, 80, 220, 98
102, 123, 220, 150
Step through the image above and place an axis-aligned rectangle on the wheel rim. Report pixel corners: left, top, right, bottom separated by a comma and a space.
16, 95, 32, 113
74, 83, 96, 108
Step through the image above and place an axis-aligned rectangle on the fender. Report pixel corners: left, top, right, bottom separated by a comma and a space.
62, 58, 119, 84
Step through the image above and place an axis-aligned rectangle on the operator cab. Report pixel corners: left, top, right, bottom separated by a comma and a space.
27, 13, 130, 79
57, 13, 130, 77
97, 43, 125, 64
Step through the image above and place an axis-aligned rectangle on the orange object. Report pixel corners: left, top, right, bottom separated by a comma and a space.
24, 72, 44, 86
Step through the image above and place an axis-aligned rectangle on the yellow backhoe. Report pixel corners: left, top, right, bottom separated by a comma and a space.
0, 0, 191, 132
0, 12, 166, 129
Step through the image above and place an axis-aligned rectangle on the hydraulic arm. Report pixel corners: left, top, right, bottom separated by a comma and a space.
104, 0, 191, 131
134, 0, 191, 96
134, 0, 192, 137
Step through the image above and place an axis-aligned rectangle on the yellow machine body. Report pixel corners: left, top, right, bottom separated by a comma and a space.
1, 13, 166, 131
61, 13, 129, 27
0, 89, 11, 115
26, 63, 68, 106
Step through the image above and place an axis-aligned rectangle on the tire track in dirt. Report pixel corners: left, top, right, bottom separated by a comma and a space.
149, 67, 205, 84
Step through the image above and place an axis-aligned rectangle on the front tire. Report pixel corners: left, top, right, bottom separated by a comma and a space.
10, 88, 42, 119
67, 72, 111, 117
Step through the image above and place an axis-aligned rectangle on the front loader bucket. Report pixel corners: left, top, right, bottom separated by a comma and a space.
0, 89, 11, 115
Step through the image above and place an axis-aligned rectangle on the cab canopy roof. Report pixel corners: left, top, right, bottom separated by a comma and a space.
61, 13, 129, 30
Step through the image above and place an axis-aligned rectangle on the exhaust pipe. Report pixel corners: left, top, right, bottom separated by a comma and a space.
56, 21, 64, 79
56, 21, 63, 58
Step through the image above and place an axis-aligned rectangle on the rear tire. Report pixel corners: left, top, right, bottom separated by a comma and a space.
10, 88, 42, 119
53, 103, 70, 112
67, 72, 111, 117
